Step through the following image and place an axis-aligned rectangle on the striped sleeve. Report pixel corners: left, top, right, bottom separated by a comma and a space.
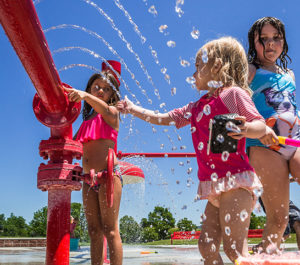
220, 87, 264, 122
168, 102, 195, 129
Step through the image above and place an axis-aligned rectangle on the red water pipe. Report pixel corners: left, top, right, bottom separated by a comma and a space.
0, 1, 82, 264
0, 0, 65, 114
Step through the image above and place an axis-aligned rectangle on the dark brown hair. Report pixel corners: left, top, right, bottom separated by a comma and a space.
82, 71, 120, 120
248, 17, 291, 70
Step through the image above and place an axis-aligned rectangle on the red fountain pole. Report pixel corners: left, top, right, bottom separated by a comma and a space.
0, 1, 82, 264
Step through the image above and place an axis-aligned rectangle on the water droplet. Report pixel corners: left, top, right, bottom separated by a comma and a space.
169, 121, 176, 126
180, 145, 187, 150
158, 24, 168, 33
225, 226, 231, 236
184, 112, 192, 119
175, 6, 184, 17
176, 180, 180, 184
253, 187, 264, 197
164, 74, 171, 84
210, 164, 215, 169
207, 80, 223, 89
240, 209, 248, 222
163, 128, 168, 132
216, 134, 224, 143
203, 104, 211, 115
196, 112, 203, 122
191, 27, 200, 39
179, 161, 184, 166
177, 135, 182, 141
210, 243, 216, 252
213, 261, 218, 265
180, 57, 190, 67
225, 213, 231, 223
194, 194, 200, 201
161, 67, 167, 74
171, 87, 176, 96
187, 167, 192, 174
200, 213, 206, 222
181, 205, 187, 210
231, 242, 236, 250
154, 110, 159, 114
186, 76, 195, 84
201, 48, 208, 63
148, 5, 158, 16
211, 173, 218, 182
148, 99, 152, 104
221, 151, 230, 161
226, 121, 241, 133
190, 127, 196, 133
167, 40, 176, 48
159, 102, 166, 108
198, 142, 204, 150
172, 146, 177, 151
152, 127, 157, 133
160, 144, 164, 149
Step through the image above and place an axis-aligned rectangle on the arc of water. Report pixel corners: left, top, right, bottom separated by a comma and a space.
81, 0, 161, 100
112, 0, 174, 90
53, 47, 141, 103
112, 0, 146, 44
44, 25, 153, 104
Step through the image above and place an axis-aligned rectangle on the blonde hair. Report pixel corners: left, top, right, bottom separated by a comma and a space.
196, 37, 253, 96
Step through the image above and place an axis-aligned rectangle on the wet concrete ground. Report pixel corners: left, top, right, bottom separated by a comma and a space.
0, 244, 298, 265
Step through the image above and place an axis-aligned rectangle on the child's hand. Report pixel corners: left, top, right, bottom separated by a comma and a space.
64, 86, 87, 102
227, 116, 247, 140
259, 126, 279, 146
116, 95, 134, 114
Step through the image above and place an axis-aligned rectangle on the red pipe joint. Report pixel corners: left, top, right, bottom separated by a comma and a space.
33, 83, 81, 130
38, 138, 83, 192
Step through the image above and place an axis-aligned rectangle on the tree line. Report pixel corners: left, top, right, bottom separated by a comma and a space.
0, 204, 266, 243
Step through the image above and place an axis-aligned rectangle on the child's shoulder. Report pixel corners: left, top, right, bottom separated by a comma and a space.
248, 64, 257, 83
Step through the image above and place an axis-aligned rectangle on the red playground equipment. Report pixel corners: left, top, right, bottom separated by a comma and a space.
0, 1, 145, 264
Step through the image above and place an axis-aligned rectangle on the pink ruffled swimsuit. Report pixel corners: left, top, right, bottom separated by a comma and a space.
76, 113, 118, 152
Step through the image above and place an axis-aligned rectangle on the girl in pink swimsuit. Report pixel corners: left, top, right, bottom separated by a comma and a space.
117, 37, 268, 264
65, 60, 123, 265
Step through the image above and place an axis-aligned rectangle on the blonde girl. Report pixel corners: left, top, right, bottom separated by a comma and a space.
117, 37, 267, 264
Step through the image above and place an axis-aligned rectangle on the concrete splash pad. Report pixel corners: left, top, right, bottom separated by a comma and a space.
0, 244, 298, 265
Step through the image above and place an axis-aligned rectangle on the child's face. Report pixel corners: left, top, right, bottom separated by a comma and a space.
90, 78, 114, 103
254, 23, 284, 65
193, 52, 213, 91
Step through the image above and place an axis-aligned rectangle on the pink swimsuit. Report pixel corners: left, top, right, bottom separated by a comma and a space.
76, 113, 118, 152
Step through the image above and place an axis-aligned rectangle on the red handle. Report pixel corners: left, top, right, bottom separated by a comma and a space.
106, 148, 114, 207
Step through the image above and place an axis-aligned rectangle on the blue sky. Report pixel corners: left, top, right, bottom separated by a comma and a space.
1, 0, 300, 226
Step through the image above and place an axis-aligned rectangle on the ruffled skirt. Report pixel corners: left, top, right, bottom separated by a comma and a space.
197, 170, 262, 208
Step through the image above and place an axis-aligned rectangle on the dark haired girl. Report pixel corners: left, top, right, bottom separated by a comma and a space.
246, 17, 300, 254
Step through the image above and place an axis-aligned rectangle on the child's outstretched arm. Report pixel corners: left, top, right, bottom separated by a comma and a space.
64, 86, 118, 120
116, 96, 173, 126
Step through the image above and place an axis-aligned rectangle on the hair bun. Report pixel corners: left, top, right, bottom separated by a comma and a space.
102, 60, 121, 86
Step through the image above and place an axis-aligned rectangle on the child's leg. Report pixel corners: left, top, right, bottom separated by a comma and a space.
249, 146, 289, 251
198, 202, 223, 265
289, 148, 300, 185
82, 183, 104, 265
219, 188, 252, 262
99, 176, 123, 265
292, 221, 300, 250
